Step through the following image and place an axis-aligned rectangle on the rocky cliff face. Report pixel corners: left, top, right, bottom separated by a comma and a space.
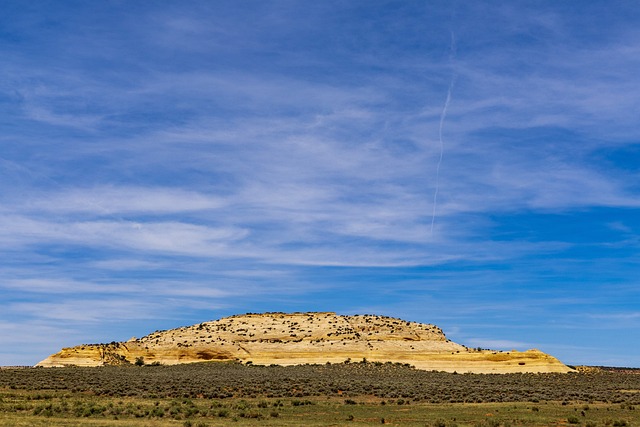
36, 312, 573, 373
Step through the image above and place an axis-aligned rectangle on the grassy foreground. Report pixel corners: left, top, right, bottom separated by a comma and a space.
1, 363, 638, 426
0, 393, 638, 427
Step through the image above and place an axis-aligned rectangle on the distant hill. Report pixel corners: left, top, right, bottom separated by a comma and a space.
37, 312, 573, 373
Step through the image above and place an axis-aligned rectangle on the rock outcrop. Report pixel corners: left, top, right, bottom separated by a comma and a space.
36, 312, 573, 373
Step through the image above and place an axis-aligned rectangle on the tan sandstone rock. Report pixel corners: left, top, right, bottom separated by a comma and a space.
36, 312, 573, 373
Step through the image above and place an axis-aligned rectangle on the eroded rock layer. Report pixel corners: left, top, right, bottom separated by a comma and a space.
36, 312, 573, 373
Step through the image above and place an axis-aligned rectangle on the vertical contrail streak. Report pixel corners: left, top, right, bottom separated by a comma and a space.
431, 31, 457, 236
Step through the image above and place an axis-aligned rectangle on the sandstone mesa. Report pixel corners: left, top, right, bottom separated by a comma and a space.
37, 312, 573, 373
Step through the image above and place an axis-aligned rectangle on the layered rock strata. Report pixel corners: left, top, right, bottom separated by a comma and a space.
37, 312, 573, 373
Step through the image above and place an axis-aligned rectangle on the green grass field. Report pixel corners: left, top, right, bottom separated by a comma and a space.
1, 363, 638, 426
0, 393, 637, 426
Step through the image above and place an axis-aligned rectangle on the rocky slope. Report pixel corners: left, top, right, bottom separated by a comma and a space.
36, 312, 573, 373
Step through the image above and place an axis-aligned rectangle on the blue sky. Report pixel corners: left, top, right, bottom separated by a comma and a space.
1, 1, 639, 367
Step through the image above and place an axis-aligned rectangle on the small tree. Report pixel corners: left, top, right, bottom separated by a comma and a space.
134, 356, 145, 366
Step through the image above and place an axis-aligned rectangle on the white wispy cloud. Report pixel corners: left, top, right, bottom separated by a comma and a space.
1, 278, 138, 295
589, 312, 640, 321
8, 299, 164, 323
20, 186, 227, 215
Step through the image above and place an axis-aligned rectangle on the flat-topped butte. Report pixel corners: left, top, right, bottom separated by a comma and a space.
37, 312, 573, 373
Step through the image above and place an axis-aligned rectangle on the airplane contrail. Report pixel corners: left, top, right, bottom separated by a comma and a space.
431, 30, 457, 236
